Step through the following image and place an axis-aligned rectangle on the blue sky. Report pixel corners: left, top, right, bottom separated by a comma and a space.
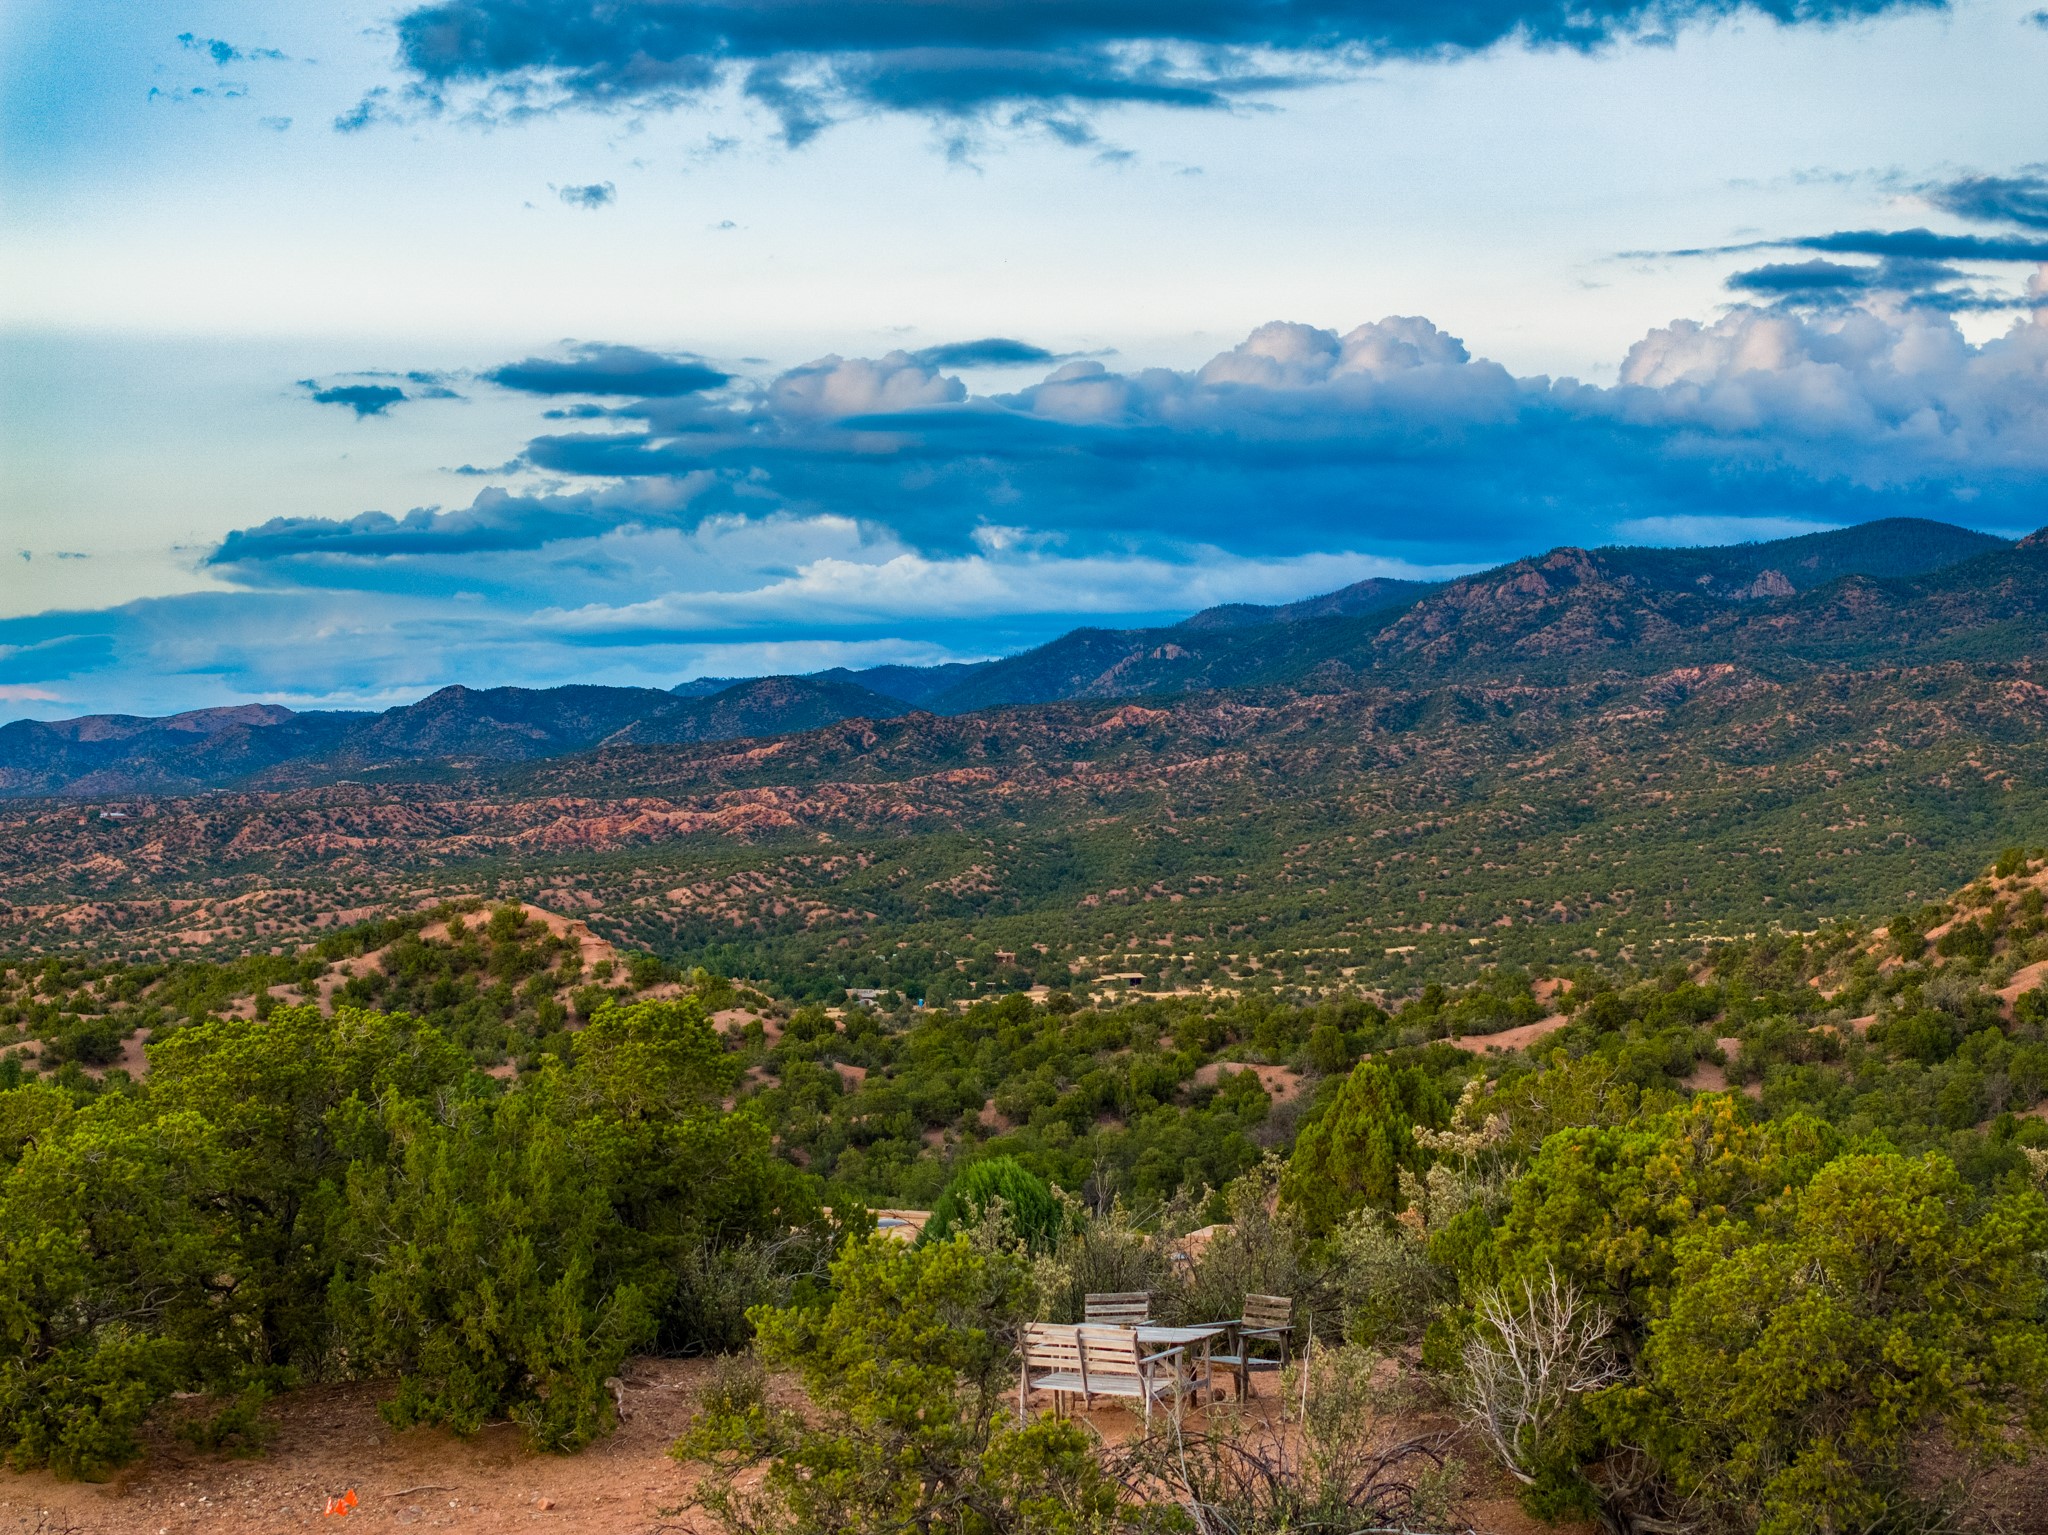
3, 0, 2047, 718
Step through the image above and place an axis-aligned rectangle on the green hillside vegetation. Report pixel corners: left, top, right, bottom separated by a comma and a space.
6, 521, 2048, 1526
3, 852, 2046, 1530
0, 899, 773, 1093
12, 531, 2048, 1018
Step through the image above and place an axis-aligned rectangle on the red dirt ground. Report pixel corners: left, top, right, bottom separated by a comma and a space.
1447, 1015, 1567, 1056
0, 1360, 717, 1535
0, 1360, 1572, 1535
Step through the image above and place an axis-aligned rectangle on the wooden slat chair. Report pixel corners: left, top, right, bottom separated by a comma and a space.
1082, 1291, 1152, 1327
1211, 1293, 1293, 1400
1019, 1323, 1088, 1421
1018, 1323, 1188, 1428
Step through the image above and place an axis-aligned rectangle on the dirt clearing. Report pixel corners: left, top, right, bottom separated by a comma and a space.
0, 1361, 718, 1535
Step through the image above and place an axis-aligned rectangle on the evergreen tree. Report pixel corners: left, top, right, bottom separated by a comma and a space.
1280, 1061, 1449, 1235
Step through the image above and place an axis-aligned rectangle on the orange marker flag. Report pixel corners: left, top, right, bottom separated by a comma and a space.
324, 1489, 359, 1517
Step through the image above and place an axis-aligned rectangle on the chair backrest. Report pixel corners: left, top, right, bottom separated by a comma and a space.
1243, 1293, 1293, 1331
1083, 1291, 1152, 1326
1022, 1323, 1085, 1372
1075, 1324, 1145, 1379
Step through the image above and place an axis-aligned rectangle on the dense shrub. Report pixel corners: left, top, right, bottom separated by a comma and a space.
1610, 1152, 2048, 1532
0, 997, 812, 1472
924, 1155, 1064, 1253
1279, 1061, 1449, 1235
677, 1231, 1120, 1535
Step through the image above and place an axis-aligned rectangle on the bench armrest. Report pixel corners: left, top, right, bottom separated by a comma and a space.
1135, 1345, 1186, 1379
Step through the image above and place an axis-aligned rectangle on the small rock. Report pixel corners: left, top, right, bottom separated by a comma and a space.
537, 1497, 556, 1510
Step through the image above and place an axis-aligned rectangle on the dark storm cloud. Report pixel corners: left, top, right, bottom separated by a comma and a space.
211, 494, 600, 563
1727, 258, 1880, 294
485, 343, 730, 396
1672, 228, 2048, 264
1926, 172, 2048, 231
301, 382, 408, 416
1796, 227, 2048, 261
1722, 254, 1991, 308
911, 338, 1063, 368
1667, 172, 2048, 313
381, 0, 1941, 132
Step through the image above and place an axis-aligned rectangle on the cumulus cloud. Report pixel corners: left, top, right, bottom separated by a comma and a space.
379, 0, 1936, 139
1197, 316, 1471, 388
766, 350, 966, 419
280, 305, 2048, 576
542, 544, 1457, 636
486, 343, 729, 396
25, 297, 2048, 715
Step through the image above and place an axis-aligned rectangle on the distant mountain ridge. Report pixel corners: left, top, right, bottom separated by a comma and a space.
0, 676, 905, 799
0, 517, 2014, 798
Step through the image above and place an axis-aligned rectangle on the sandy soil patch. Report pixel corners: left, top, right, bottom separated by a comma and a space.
1189, 1062, 1305, 1102
83, 1028, 154, 1082
713, 1009, 772, 1041
515, 905, 619, 973
1684, 1039, 1756, 1098
1169, 1224, 1229, 1265
0, 1359, 717, 1535
1685, 1059, 1729, 1093
0, 1356, 1580, 1535
1998, 960, 2048, 1017
1447, 1015, 1568, 1056
869, 1208, 931, 1241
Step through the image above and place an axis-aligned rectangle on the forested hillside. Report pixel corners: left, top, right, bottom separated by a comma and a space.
5, 515, 2048, 1529
3, 853, 2045, 1529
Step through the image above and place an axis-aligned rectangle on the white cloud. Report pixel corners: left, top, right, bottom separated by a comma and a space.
767, 351, 965, 420
539, 544, 1469, 633
1611, 515, 1841, 546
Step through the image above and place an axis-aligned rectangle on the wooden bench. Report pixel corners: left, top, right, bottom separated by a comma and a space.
1082, 1291, 1152, 1327
1019, 1323, 1187, 1427
1210, 1293, 1293, 1400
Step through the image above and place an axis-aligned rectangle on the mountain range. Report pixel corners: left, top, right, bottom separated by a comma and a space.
0, 517, 2014, 799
